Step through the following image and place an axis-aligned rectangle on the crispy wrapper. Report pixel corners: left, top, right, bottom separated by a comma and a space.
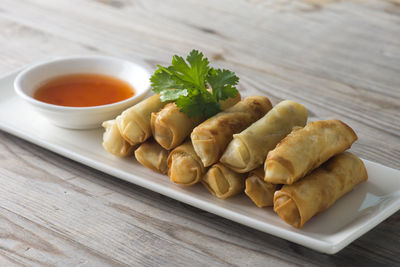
221, 100, 307, 173
134, 139, 169, 174
245, 167, 280, 208
191, 96, 272, 167
273, 152, 368, 229
151, 103, 202, 150
264, 119, 358, 184
102, 120, 135, 157
151, 93, 241, 150
167, 141, 206, 186
116, 94, 165, 145
202, 163, 246, 199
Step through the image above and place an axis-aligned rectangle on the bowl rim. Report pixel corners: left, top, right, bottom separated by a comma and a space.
14, 55, 151, 111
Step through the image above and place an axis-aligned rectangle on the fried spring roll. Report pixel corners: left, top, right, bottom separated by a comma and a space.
151, 93, 241, 150
151, 103, 202, 150
245, 167, 280, 208
116, 94, 165, 145
191, 96, 272, 167
167, 141, 206, 186
202, 163, 246, 199
134, 139, 169, 174
102, 120, 135, 157
220, 100, 307, 173
273, 152, 368, 228
264, 119, 357, 184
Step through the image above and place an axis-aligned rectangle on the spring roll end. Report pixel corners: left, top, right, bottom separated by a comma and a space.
202, 167, 230, 199
102, 120, 134, 157
273, 191, 302, 228
220, 137, 250, 173
191, 134, 219, 167
152, 117, 174, 150
245, 177, 274, 208
168, 154, 202, 186
264, 159, 293, 184
134, 144, 168, 174
116, 115, 148, 145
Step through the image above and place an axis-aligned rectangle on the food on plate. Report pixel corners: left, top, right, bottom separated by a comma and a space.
245, 167, 280, 208
116, 94, 165, 145
151, 93, 241, 150
102, 119, 135, 157
264, 119, 357, 185
191, 96, 273, 167
273, 152, 368, 228
220, 100, 307, 173
34, 73, 134, 107
134, 139, 169, 174
202, 163, 246, 199
99, 50, 368, 232
167, 141, 206, 185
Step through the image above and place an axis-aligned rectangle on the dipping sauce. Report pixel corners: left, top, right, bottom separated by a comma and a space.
34, 73, 135, 107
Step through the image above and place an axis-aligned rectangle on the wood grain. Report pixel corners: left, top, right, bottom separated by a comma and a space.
0, 0, 399, 265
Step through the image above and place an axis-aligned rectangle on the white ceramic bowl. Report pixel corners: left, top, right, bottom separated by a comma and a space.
14, 55, 151, 129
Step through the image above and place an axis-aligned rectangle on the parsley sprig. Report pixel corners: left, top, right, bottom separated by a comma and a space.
150, 50, 239, 118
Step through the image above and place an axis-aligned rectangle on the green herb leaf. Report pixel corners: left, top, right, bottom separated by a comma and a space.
150, 67, 184, 93
175, 90, 220, 118
150, 49, 239, 118
207, 68, 239, 100
170, 50, 210, 89
160, 88, 188, 102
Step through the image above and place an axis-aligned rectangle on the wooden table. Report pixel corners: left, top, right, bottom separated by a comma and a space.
0, 0, 399, 265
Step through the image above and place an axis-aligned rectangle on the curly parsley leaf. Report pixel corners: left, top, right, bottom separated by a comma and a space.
150, 49, 239, 118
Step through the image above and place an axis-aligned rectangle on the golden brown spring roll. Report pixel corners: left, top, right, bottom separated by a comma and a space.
116, 94, 165, 145
191, 96, 272, 167
245, 167, 280, 208
220, 100, 307, 173
134, 139, 169, 174
274, 152, 368, 229
202, 163, 246, 199
264, 119, 357, 184
151, 103, 203, 150
167, 141, 206, 186
151, 93, 241, 150
102, 120, 135, 157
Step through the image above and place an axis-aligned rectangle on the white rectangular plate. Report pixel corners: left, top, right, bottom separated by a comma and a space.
0, 71, 399, 254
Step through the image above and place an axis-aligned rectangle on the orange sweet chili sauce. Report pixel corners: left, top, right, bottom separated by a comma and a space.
34, 73, 134, 107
